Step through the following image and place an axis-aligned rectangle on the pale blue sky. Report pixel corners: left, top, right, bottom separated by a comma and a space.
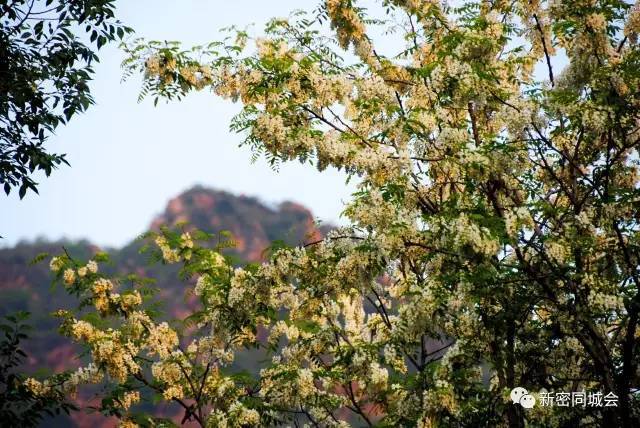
2, 0, 358, 248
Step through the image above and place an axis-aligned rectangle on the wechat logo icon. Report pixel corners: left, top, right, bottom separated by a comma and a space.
510, 387, 536, 409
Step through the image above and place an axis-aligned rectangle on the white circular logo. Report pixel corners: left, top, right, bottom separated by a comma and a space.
520, 394, 536, 409
510, 387, 536, 408
510, 387, 528, 404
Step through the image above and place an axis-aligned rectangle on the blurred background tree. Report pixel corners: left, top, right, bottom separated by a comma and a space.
0, 311, 77, 427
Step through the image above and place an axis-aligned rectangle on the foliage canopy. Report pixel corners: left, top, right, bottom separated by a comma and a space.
0, 0, 131, 198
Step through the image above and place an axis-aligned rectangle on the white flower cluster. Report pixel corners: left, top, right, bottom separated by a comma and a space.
448, 214, 499, 256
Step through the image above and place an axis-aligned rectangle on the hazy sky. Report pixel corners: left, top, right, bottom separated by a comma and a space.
2, 0, 358, 248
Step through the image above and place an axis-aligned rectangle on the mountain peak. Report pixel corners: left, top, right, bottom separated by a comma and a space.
149, 186, 323, 261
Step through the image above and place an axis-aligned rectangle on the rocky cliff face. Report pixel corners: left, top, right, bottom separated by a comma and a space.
0, 186, 330, 427
148, 186, 323, 261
